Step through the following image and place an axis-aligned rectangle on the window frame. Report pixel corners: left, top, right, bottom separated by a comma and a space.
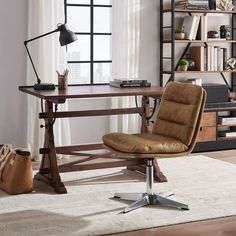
64, 0, 112, 85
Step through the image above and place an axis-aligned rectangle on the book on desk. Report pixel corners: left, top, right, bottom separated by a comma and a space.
109, 79, 151, 88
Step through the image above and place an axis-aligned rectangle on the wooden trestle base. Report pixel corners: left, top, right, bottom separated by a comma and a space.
35, 143, 167, 194
34, 172, 67, 194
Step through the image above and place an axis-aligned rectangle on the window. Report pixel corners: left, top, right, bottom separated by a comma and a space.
65, 0, 112, 84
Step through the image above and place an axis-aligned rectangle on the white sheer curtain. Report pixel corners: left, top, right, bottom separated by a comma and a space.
26, 0, 71, 160
110, 0, 141, 133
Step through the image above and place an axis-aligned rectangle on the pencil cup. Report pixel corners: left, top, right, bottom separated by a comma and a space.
58, 75, 68, 90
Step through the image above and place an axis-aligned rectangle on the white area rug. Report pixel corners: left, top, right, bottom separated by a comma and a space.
1, 155, 236, 236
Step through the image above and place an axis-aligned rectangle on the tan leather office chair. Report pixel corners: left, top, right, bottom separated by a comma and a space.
103, 81, 206, 213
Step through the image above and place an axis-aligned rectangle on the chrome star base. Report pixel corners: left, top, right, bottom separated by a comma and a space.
114, 159, 189, 213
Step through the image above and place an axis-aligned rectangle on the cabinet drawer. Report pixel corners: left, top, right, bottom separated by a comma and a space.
197, 126, 216, 142
201, 112, 216, 127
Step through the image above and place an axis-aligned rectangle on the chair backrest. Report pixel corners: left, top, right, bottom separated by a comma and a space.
152, 82, 206, 149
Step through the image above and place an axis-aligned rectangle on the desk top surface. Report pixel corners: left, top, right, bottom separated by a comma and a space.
19, 84, 164, 101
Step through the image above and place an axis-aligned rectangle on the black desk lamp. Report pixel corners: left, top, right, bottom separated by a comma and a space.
24, 23, 78, 90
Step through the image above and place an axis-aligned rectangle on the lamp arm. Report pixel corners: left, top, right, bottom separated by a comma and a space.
24, 43, 41, 84
24, 28, 59, 84
24, 28, 59, 44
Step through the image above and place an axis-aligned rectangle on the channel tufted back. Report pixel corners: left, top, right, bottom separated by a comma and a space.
152, 82, 205, 147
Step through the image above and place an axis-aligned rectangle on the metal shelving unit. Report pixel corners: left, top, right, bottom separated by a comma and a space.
160, 0, 236, 152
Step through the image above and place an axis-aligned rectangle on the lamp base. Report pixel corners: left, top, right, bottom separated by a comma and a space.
34, 83, 55, 90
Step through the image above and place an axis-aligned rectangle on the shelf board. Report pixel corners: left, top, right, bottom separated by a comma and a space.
218, 124, 236, 127
163, 40, 236, 44
217, 137, 236, 141
163, 9, 236, 14
164, 70, 236, 74
205, 102, 236, 112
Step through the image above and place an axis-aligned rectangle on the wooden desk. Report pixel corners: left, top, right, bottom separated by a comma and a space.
19, 85, 164, 194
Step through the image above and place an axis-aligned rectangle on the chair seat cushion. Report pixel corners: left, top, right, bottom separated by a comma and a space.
103, 133, 188, 154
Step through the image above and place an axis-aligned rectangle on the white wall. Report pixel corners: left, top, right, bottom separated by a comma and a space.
0, 0, 159, 147
139, 0, 159, 85
0, 0, 28, 147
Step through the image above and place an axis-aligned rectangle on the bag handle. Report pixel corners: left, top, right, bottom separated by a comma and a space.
0, 144, 13, 180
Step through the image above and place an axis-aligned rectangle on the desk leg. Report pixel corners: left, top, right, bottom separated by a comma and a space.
153, 159, 167, 182
127, 96, 168, 183
34, 101, 67, 194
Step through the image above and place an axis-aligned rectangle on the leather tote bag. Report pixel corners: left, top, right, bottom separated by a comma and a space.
0, 144, 33, 194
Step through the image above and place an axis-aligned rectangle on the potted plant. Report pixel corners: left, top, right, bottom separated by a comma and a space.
179, 59, 189, 71
175, 27, 185, 40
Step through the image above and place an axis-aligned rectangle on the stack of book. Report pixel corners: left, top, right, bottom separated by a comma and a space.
109, 79, 151, 88
175, 0, 209, 9
218, 117, 236, 138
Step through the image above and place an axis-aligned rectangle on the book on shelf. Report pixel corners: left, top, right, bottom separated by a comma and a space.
213, 47, 220, 71
218, 131, 236, 137
216, 47, 223, 71
190, 46, 205, 71
193, 15, 200, 39
188, 0, 209, 5
182, 15, 200, 40
222, 48, 227, 70
201, 15, 208, 40
109, 81, 151, 88
208, 0, 216, 10
208, 46, 215, 71
175, 0, 209, 9
219, 117, 236, 125
204, 46, 207, 70
213, 47, 217, 71
196, 15, 208, 40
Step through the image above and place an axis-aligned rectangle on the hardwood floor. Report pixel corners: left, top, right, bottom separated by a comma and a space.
110, 216, 236, 236
32, 150, 236, 236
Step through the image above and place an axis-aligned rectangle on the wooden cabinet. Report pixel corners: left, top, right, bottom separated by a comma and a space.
197, 112, 216, 142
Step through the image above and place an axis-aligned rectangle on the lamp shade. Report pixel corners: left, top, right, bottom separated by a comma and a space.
58, 23, 78, 46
